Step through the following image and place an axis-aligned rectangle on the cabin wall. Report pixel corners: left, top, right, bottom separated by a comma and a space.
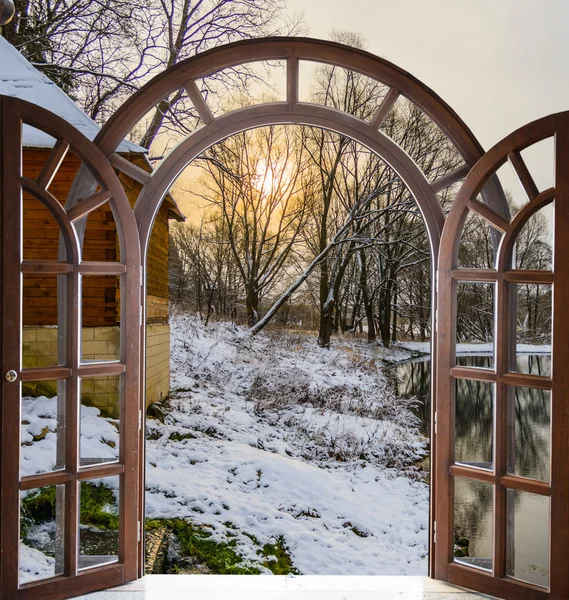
22, 149, 172, 415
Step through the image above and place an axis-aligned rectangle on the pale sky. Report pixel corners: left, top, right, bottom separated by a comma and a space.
287, 0, 569, 150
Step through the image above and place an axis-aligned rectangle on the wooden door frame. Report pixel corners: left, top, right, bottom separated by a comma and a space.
0, 96, 142, 599
435, 112, 569, 599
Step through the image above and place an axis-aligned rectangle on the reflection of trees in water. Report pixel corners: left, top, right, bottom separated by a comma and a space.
455, 378, 493, 466
393, 354, 551, 546
454, 477, 493, 560
511, 386, 550, 481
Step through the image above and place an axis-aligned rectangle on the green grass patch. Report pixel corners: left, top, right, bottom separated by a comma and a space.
169, 518, 260, 574
80, 482, 119, 530
261, 536, 298, 575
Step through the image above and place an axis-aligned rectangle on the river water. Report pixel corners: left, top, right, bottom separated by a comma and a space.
390, 354, 551, 589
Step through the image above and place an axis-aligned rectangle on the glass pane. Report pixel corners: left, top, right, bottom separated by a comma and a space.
510, 284, 551, 377
79, 477, 120, 569
508, 387, 550, 483
22, 194, 67, 262
80, 376, 120, 466
506, 489, 549, 588
513, 205, 553, 271
298, 60, 390, 121
454, 477, 493, 572
455, 379, 494, 470
81, 202, 118, 262
22, 273, 65, 368
477, 163, 523, 218
520, 137, 554, 194
81, 275, 121, 363
200, 60, 288, 117
20, 485, 64, 585
21, 380, 65, 476
456, 282, 495, 365
457, 211, 502, 269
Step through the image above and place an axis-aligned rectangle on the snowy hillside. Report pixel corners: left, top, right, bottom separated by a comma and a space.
147, 316, 429, 574
20, 316, 430, 579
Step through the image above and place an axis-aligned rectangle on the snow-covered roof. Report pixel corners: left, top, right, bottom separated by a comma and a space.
0, 37, 144, 154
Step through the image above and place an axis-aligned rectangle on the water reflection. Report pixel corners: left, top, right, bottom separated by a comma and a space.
391, 353, 551, 584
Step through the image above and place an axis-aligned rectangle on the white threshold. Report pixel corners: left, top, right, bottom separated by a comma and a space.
77, 575, 493, 599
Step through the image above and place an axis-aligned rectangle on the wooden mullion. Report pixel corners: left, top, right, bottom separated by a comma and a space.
66, 189, 111, 223
452, 269, 497, 282
79, 262, 126, 275
450, 367, 497, 383
36, 138, 70, 190
431, 163, 471, 194
22, 261, 73, 274
287, 57, 299, 105
64, 269, 80, 577
450, 463, 496, 484
370, 87, 400, 129
21, 367, 72, 382
493, 274, 509, 578
109, 153, 151, 185
77, 363, 125, 377
501, 372, 551, 390
183, 79, 214, 124
508, 150, 540, 202
467, 198, 510, 233
500, 475, 551, 496
20, 471, 72, 490
77, 463, 124, 480
504, 270, 554, 284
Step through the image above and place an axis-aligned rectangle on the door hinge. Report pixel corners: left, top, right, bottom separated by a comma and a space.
433, 520, 436, 544
139, 409, 143, 431
138, 520, 142, 542
434, 411, 437, 435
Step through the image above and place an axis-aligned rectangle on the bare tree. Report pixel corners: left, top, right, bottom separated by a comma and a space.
192, 125, 311, 325
2, 0, 299, 138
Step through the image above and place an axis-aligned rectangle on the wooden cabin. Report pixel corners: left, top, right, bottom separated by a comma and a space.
1, 39, 184, 416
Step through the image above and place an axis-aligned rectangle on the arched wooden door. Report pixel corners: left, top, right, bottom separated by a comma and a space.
0, 97, 142, 599
435, 112, 569, 599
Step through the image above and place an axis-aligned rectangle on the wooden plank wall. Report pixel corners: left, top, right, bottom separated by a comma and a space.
22, 149, 170, 327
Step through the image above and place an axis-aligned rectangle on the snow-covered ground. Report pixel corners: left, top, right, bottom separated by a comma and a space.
145, 316, 429, 574
20, 316, 430, 578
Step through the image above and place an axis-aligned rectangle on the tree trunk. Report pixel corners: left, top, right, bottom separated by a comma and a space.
391, 281, 397, 343
378, 285, 392, 348
359, 250, 376, 343
246, 284, 259, 326
318, 303, 333, 348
